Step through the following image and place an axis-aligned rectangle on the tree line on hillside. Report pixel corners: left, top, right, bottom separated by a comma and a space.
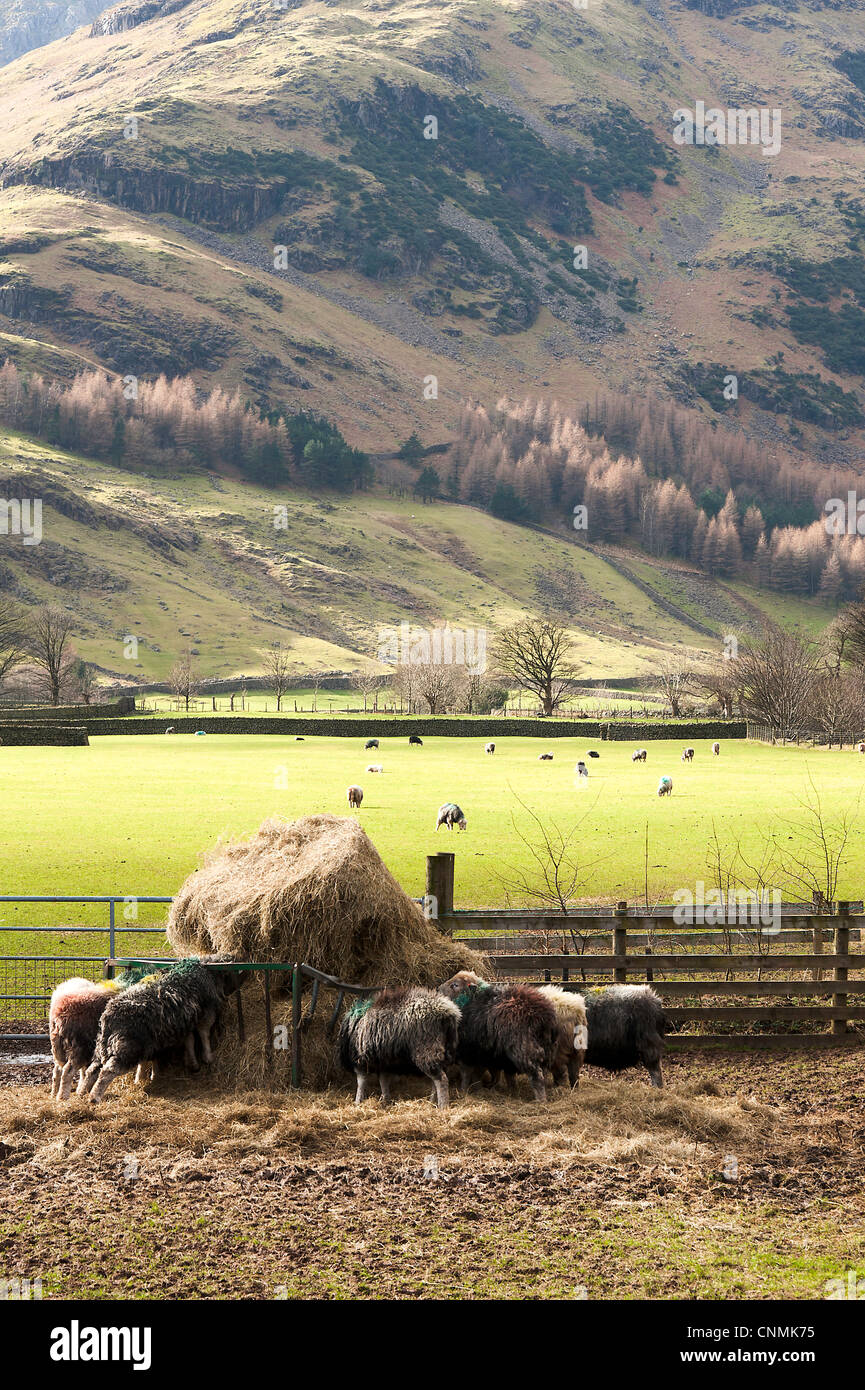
0, 361, 371, 491
441, 396, 865, 599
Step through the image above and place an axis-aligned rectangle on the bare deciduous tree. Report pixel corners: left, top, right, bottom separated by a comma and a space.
30, 605, 76, 706
349, 665, 383, 713
494, 618, 579, 717
413, 661, 459, 715
262, 643, 293, 711
736, 623, 817, 739
0, 597, 26, 691
168, 649, 198, 712
656, 652, 695, 718
694, 650, 742, 719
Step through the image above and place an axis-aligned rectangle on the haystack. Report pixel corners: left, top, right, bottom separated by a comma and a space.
166, 816, 485, 1088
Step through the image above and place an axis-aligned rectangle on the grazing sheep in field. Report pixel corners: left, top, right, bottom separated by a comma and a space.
538, 985, 588, 1087
49, 978, 123, 1101
438, 971, 558, 1101
632, 748, 647, 763
657, 775, 673, 796
712, 741, 720, 756
364, 738, 379, 751
366, 763, 383, 773
576, 760, 588, 781
408, 734, 423, 746
583, 984, 667, 1088
338, 986, 460, 1108
347, 785, 363, 809
858, 742, 865, 754
295, 736, 305, 742
681, 747, 694, 762
485, 742, 495, 755
82, 959, 244, 1103
165, 727, 175, 735
436, 802, 466, 831
588, 750, 599, 759
538, 752, 554, 761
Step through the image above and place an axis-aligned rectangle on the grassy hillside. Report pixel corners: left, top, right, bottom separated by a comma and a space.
0, 427, 836, 680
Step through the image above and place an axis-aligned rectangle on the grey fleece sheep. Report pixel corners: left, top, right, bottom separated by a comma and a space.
338, 986, 460, 1108
438, 971, 558, 1102
82, 958, 243, 1103
583, 984, 667, 1087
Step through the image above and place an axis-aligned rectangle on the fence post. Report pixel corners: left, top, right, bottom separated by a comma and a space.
426, 853, 454, 932
108, 898, 116, 958
833, 903, 850, 1036
614, 901, 628, 983
291, 963, 303, 1087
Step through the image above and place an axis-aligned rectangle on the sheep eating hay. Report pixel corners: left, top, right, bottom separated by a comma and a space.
338, 986, 460, 1108
166, 816, 483, 1085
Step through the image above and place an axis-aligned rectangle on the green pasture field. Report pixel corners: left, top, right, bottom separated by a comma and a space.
1, 735, 865, 960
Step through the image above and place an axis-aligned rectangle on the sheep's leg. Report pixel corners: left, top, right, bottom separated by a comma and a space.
354, 1070, 372, 1104
50, 1061, 61, 1097
81, 1060, 102, 1094
529, 1068, 547, 1103
57, 1059, 77, 1101
134, 1063, 144, 1085
378, 1073, 393, 1105
646, 1061, 664, 1089
89, 1058, 124, 1103
184, 1032, 200, 1072
569, 1055, 583, 1088
459, 1064, 480, 1093
426, 1068, 449, 1109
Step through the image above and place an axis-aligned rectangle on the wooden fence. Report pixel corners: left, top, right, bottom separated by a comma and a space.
426, 854, 865, 1048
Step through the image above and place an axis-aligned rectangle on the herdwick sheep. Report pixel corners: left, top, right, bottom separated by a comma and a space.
49, 978, 123, 1101
632, 748, 647, 763
657, 776, 673, 797
366, 764, 383, 773
858, 743, 865, 755
576, 760, 588, 781
485, 742, 495, 755
538, 752, 554, 761
295, 736, 305, 742
347, 785, 363, 809
538, 985, 588, 1087
82, 958, 244, 1103
409, 734, 423, 746
165, 727, 175, 735
364, 738, 379, 751
436, 802, 467, 831
681, 747, 694, 762
588, 751, 600, 759
583, 985, 667, 1088
338, 987, 460, 1108
438, 971, 558, 1101
712, 741, 720, 756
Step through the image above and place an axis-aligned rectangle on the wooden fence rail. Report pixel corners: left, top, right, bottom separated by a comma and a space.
426, 854, 864, 1047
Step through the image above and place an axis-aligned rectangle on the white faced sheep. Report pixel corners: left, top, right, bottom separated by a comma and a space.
438, 971, 558, 1101
485, 742, 495, 755
538, 752, 554, 761
632, 748, 647, 763
366, 763, 383, 773
537, 985, 588, 1087
436, 802, 466, 831
583, 985, 667, 1088
165, 727, 175, 735
712, 741, 720, 756
338, 986, 461, 1108
657, 775, 673, 796
347, 785, 363, 809
82, 959, 244, 1103
681, 747, 694, 762
49, 977, 124, 1101
576, 760, 588, 781
364, 738, 379, 750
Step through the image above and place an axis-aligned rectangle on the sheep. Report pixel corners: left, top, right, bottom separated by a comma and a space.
436, 802, 467, 831
712, 741, 720, 756
681, 747, 694, 762
408, 734, 423, 746
583, 985, 666, 1088
576, 760, 588, 781
82, 958, 244, 1103
165, 727, 175, 735
338, 986, 460, 1108
366, 763, 383, 773
538, 752, 554, 761
537, 985, 588, 1087
438, 971, 558, 1101
295, 736, 305, 742
485, 742, 495, 755
49, 977, 123, 1101
657, 775, 673, 796
858, 742, 865, 754
632, 748, 647, 762
588, 750, 600, 759
364, 738, 379, 750
347, 785, 363, 809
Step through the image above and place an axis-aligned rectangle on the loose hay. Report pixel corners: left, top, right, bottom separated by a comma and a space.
166, 816, 486, 1088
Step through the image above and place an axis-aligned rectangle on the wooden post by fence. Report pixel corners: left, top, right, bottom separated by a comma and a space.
833, 903, 850, 1036
811, 915, 823, 983
426, 853, 454, 930
614, 901, 628, 983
